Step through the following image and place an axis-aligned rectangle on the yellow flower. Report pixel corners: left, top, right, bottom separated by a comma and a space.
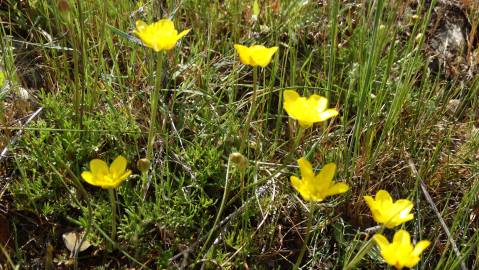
291, 158, 349, 202
81, 156, 132, 189
234, 44, 278, 67
283, 89, 339, 128
374, 230, 430, 269
133, 19, 191, 52
364, 190, 414, 228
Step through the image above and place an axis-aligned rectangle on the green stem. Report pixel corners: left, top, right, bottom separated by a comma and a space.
293, 126, 305, 151
141, 170, 149, 201
240, 170, 245, 205
342, 237, 375, 270
146, 52, 164, 161
293, 203, 315, 270
108, 188, 117, 249
241, 66, 258, 153
289, 125, 305, 158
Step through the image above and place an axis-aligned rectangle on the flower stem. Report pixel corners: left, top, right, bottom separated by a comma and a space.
108, 188, 117, 249
289, 125, 305, 157
293, 203, 315, 270
146, 52, 164, 162
241, 66, 258, 154
293, 126, 305, 150
73, 0, 87, 129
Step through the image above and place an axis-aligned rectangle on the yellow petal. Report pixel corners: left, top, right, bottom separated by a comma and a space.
282, 90, 337, 128
134, 19, 188, 52
373, 233, 390, 250
268, 46, 279, 55
395, 199, 414, 219
283, 89, 300, 103
404, 258, 419, 269
89, 159, 109, 176
298, 120, 314, 128
395, 199, 413, 211
309, 194, 325, 202
234, 44, 252, 65
376, 190, 393, 204
118, 170, 132, 181
308, 95, 328, 113
381, 200, 414, 228
316, 163, 336, 186
100, 182, 118, 189
109, 179, 124, 189
318, 109, 339, 121
135, 20, 147, 32
412, 240, 430, 256
402, 213, 414, 223
234, 44, 278, 67
162, 38, 178, 51
325, 182, 349, 197
82, 168, 116, 188
290, 176, 302, 192
291, 176, 313, 201
393, 230, 411, 246
81, 172, 98, 186
297, 158, 314, 179
177, 28, 191, 40
252, 46, 278, 67
283, 90, 305, 122
364, 195, 376, 208
155, 19, 175, 31
110, 155, 127, 176
374, 230, 428, 270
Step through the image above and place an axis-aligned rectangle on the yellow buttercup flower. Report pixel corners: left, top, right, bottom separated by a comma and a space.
291, 158, 349, 202
364, 190, 414, 228
283, 89, 339, 128
81, 156, 132, 189
374, 230, 430, 269
134, 19, 191, 52
234, 44, 278, 67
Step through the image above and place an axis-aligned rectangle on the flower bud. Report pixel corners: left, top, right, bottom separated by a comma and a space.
415, 33, 424, 43
137, 158, 151, 173
229, 152, 248, 170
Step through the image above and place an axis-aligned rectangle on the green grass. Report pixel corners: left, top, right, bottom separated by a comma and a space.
1, 0, 478, 269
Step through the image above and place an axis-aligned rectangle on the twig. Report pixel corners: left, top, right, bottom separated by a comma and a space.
406, 156, 468, 270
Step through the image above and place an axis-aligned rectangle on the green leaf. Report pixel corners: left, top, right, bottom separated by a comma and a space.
107, 24, 142, 45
